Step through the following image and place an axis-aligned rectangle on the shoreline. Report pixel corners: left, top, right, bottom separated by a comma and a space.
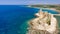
27, 6, 60, 13
27, 6, 60, 16
45, 8, 60, 13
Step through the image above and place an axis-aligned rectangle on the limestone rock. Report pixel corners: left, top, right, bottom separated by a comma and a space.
27, 10, 58, 34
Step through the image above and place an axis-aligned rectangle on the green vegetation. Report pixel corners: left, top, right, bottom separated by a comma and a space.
30, 5, 60, 11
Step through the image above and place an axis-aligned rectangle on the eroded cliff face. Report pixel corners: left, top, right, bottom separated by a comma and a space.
27, 11, 58, 34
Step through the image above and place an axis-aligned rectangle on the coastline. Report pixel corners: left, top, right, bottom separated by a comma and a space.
27, 6, 60, 13
27, 10, 59, 34
45, 8, 60, 13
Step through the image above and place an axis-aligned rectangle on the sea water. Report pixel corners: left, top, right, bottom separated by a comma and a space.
0, 5, 59, 34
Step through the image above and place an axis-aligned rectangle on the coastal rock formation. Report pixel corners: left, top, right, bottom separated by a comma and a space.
27, 10, 58, 34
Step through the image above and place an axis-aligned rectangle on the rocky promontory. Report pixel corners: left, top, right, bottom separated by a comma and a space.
27, 10, 58, 34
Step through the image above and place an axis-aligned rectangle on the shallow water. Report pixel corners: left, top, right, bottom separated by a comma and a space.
0, 5, 59, 34
54, 16, 60, 28
54, 16, 60, 34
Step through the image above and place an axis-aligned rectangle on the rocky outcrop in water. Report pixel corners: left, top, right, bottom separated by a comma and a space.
27, 10, 58, 34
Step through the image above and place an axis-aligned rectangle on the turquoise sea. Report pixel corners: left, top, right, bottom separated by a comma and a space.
0, 5, 60, 34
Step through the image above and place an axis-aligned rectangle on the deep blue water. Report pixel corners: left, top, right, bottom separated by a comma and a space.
0, 5, 59, 34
